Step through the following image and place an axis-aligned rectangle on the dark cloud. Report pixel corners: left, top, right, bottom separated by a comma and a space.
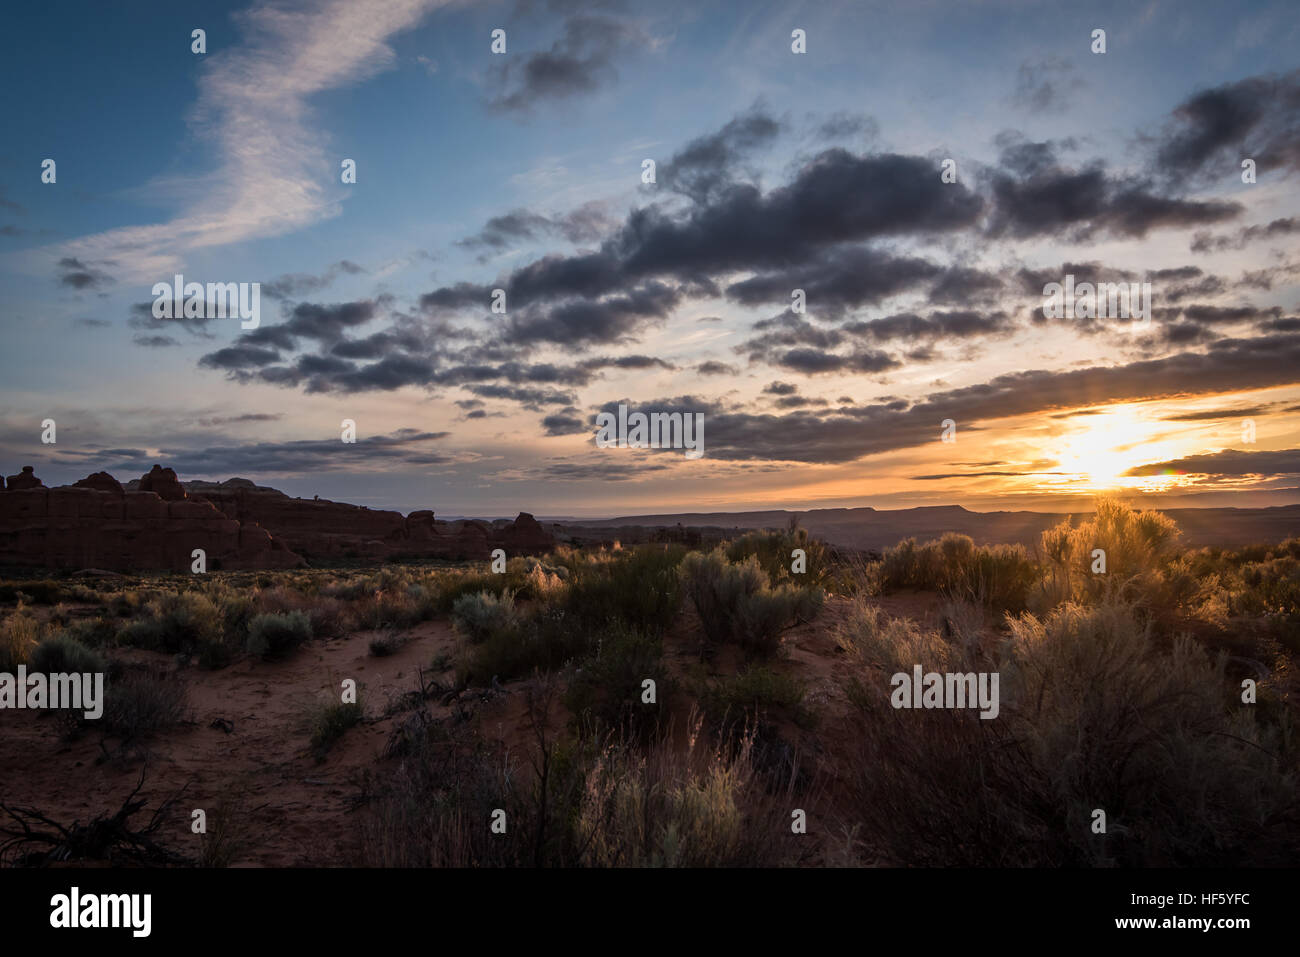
986, 138, 1241, 239
1126, 448, 1300, 477
196, 413, 284, 426
1161, 406, 1269, 421
502, 282, 682, 346
524, 460, 671, 481
1190, 217, 1299, 253
261, 260, 365, 300
599, 334, 1300, 465
98, 429, 453, 477
696, 360, 738, 376
199, 344, 283, 370
725, 246, 946, 318
1178, 303, 1281, 326
56, 256, 115, 290
458, 201, 616, 253
844, 309, 1013, 343
487, 15, 643, 112
660, 105, 781, 204
467, 383, 577, 410
1155, 70, 1300, 184
542, 408, 585, 435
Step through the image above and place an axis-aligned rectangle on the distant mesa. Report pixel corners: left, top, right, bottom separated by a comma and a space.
0, 464, 555, 573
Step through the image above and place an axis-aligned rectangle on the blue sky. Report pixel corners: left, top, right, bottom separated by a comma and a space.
1, 0, 1298, 517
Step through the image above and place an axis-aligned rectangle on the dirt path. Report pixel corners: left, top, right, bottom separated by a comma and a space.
0, 620, 483, 866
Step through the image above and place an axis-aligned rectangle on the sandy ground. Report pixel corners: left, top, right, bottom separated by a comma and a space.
0, 593, 944, 867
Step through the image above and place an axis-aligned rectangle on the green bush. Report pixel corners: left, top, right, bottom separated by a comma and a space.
310, 699, 363, 762
561, 546, 684, 635
704, 666, 808, 722
29, 634, 107, 675
843, 599, 1297, 866
246, 611, 312, 660
564, 625, 669, 741
725, 525, 834, 589
680, 549, 822, 657
117, 591, 222, 656
878, 533, 1037, 611
450, 590, 522, 645
102, 666, 187, 741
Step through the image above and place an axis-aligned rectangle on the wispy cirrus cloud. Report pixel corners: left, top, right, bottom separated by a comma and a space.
33, 0, 449, 280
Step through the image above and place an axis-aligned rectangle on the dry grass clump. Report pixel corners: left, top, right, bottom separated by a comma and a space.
839, 598, 1298, 866
0, 609, 43, 671
360, 689, 804, 867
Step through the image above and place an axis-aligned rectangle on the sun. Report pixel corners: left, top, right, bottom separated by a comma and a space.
1049, 406, 1183, 492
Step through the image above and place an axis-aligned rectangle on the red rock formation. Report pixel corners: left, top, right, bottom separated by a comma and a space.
190, 482, 554, 562
0, 466, 553, 571
0, 470, 303, 572
6, 466, 44, 491
72, 471, 124, 494
137, 464, 186, 501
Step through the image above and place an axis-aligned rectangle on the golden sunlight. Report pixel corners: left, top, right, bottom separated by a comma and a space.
1046, 406, 1188, 493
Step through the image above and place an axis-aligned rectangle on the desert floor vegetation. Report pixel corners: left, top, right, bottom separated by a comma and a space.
1, 504, 1297, 866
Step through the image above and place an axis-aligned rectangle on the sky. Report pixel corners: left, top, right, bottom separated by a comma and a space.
1, 0, 1298, 518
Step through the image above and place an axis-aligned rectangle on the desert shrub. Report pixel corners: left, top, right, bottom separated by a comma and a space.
878, 533, 1037, 612
564, 625, 669, 741
369, 628, 407, 657
305, 597, 350, 638
510, 557, 569, 602
680, 549, 822, 657
60, 615, 118, 649
704, 666, 807, 721
842, 599, 1297, 866
0, 611, 42, 671
106, 589, 147, 618
309, 697, 363, 761
1036, 499, 1182, 609
102, 665, 187, 741
454, 608, 567, 685
450, 590, 521, 645
117, 591, 222, 656
246, 611, 312, 660
433, 570, 511, 613
835, 598, 955, 711
0, 580, 69, 605
360, 695, 803, 868
562, 545, 684, 635
29, 634, 107, 675
726, 525, 834, 589
198, 787, 252, 868
574, 721, 804, 867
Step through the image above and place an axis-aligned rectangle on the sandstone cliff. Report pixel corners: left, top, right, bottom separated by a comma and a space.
0, 466, 302, 572
0, 466, 554, 571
